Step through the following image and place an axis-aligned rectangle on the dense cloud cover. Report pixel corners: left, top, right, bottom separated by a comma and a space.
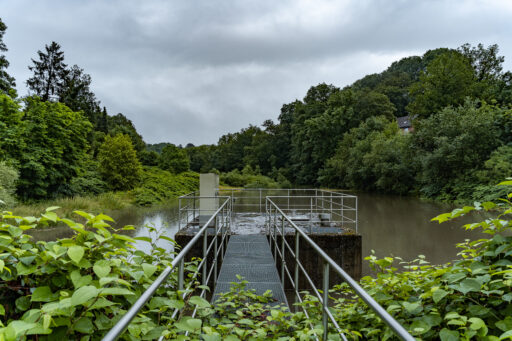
2, 0, 511, 144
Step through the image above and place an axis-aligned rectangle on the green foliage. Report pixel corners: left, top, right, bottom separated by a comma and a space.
0, 161, 18, 207
107, 113, 146, 154
16, 97, 92, 200
98, 134, 142, 191
412, 100, 507, 200
68, 158, 107, 196
320, 116, 414, 194
138, 150, 160, 166
0, 209, 196, 340
133, 167, 198, 206
407, 50, 476, 118
220, 165, 282, 189
328, 191, 512, 340
158, 144, 190, 174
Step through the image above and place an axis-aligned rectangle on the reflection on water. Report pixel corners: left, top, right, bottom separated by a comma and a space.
29, 193, 493, 277
357, 192, 487, 276
29, 201, 181, 255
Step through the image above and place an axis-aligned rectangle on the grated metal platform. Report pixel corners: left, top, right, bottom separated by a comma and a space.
212, 234, 288, 307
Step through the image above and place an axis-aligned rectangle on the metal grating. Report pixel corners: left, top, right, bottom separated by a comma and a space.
222, 254, 275, 265
213, 234, 287, 307
217, 264, 279, 282
229, 234, 267, 243
225, 242, 270, 255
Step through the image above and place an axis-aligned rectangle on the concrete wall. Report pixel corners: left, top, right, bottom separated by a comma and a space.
270, 233, 361, 290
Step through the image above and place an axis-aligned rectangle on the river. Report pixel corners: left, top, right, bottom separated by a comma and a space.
29, 193, 489, 276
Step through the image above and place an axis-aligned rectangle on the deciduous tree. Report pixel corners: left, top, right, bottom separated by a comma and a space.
98, 134, 142, 190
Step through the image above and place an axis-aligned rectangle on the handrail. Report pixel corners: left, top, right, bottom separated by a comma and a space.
102, 197, 231, 341
266, 197, 414, 341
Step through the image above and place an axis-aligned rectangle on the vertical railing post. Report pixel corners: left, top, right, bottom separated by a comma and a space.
294, 231, 300, 311
214, 213, 218, 287
330, 192, 333, 221
273, 206, 277, 265
178, 198, 181, 231
310, 197, 313, 233
287, 189, 290, 211
203, 229, 208, 287
341, 196, 344, 227
281, 216, 285, 288
322, 262, 330, 341
259, 189, 262, 213
193, 196, 196, 223
355, 196, 358, 233
178, 258, 184, 291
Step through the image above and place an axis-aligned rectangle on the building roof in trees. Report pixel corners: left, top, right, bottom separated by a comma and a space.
397, 115, 412, 129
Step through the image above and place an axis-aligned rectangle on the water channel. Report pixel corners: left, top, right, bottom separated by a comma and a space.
29, 192, 489, 276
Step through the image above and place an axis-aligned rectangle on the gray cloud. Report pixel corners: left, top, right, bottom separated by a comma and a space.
2, 0, 511, 144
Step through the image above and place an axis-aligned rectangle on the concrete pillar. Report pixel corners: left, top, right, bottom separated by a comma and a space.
199, 173, 219, 225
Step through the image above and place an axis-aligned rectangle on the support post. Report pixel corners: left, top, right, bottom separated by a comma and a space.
203, 229, 207, 286
281, 216, 285, 288
322, 262, 330, 340
178, 258, 184, 291
294, 231, 300, 310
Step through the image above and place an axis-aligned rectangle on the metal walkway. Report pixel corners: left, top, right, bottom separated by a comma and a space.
212, 234, 288, 306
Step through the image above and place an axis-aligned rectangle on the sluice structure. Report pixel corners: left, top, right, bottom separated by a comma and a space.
102, 174, 415, 341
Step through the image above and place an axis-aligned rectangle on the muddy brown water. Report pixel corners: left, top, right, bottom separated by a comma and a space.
29, 193, 490, 276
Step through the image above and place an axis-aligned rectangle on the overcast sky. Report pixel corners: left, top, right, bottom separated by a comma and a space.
2, 0, 511, 145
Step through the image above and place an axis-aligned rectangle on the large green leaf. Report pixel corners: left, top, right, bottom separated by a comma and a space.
74, 317, 94, 334
67, 245, 85, 263
93, 260, 111, 278
71, 285, 99, 306
31, 286, 53, 302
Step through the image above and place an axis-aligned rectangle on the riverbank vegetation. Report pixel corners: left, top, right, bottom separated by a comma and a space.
1, 186, 511, 339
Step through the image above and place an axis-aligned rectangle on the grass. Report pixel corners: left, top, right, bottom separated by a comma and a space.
12, 192, 133, 218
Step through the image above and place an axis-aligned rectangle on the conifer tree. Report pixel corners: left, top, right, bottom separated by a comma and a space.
0, 18, 16, 94
26, 41, 68, 101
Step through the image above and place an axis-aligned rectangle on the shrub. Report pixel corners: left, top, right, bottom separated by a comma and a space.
0, 161, 18, 207
98, 134, 142, 191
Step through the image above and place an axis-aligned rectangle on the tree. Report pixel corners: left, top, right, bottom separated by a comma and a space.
0, 18, 15, 94
458, 43, 504, 82
98, 134, 142, 190
26, 41, 68, 101
59, 65, 101, 125
407, 51, 475, 118
108, 113, 145, 153
412, 100, 504, 200
16, 97, 92, 199
159, 144, 190, 174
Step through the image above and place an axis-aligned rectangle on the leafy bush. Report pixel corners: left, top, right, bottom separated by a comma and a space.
158, 144, 190, 174
0, 209, 200, 340
0, 161, 18, 208
98, 134, 142, 191
326, 184, 512, 340
133, 167, 198, 206
221, 165, 282, 189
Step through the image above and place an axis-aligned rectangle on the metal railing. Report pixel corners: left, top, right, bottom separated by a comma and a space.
102, 197, 232, 341
179, 189, 357, 232
266, 197, 414, 341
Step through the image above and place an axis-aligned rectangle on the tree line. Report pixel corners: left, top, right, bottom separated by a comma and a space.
1, 14, 512, 205
0, 18, 191, 206
185, 44, 512, 202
